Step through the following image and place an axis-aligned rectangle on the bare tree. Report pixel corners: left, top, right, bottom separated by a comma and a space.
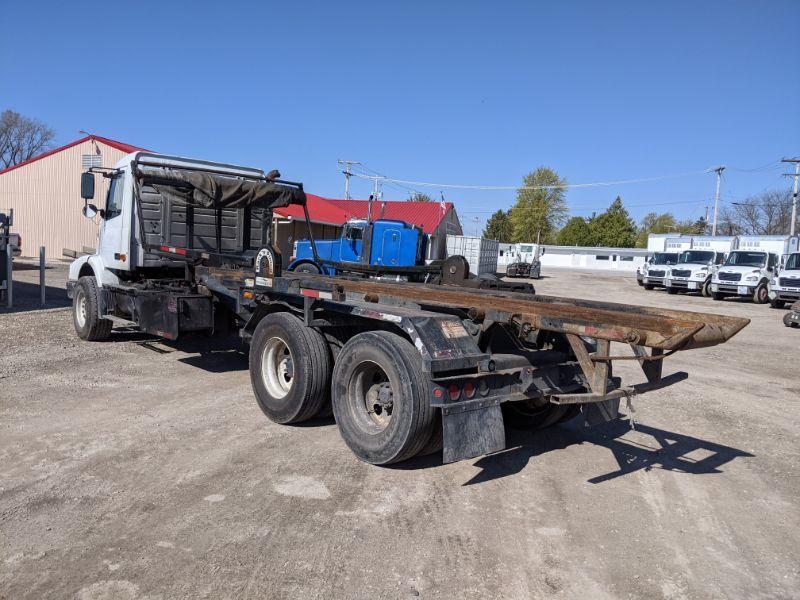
729, 189, 792, 235
0, 110, 56, 169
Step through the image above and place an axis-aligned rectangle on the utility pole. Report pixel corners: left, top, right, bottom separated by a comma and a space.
337, 160, 361, 200
781, 157, 800, 236
710, 166, 726, 236
473, 216, 480, 237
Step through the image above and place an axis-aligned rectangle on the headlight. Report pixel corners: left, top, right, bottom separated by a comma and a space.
771, 278, 778, 285
745, 275, 758, 282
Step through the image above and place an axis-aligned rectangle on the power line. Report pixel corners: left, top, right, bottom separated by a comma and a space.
348, 169, 710, 191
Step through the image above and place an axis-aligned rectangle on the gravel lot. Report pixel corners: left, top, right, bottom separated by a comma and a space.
1, 262, 798, 599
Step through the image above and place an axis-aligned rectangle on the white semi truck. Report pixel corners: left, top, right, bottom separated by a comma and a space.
664, 236, 734, 297
768, 252, 800, 308
711, 235, 799, 303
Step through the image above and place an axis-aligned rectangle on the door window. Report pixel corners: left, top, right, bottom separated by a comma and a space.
105, 175, 124, 219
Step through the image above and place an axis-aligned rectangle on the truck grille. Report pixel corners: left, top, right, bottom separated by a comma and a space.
648, 270, 665, 278
671, 269, 691, 278
779, 277, 800, 287
718, 272, 741, 282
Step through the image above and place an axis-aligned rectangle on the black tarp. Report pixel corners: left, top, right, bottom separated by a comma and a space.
135, 165, 305, 210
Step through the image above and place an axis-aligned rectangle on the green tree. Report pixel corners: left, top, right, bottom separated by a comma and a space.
556, 216, 592, 246
408, 191, 432, 202
635, 212, 678, 247
509, 167, 568, 243
588, 196, 637, 247
483, 209, 513, 242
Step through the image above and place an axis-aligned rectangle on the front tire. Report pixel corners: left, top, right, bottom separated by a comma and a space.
249, 312, 331, 424
331, 331, 435, 465
72, 276, 112, 341
293, 262, 321, 275
701, 279, 712, 297
753, 283, 769, 304
770, 298, 785, 309
712, 292, 725, 301
643, 284, 655, 290
666, 286, 678, 295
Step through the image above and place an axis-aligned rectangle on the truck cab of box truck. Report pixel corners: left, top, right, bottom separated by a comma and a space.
711, 236, 799, 303
641, 252, 679, 289
665, 247, 728, 297
288, 218, 427, 275
768, 252, 800, 308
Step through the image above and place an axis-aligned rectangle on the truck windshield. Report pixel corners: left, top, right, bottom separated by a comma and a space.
679, 251, 714, 264
785, 253, 800, 270
520, 245, 534, 252
652, 252, 679, 265
725, 251, 766, 267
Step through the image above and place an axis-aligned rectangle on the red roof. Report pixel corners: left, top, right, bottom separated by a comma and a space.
0, 134, 146, 175
274, 195, 456, 233
274, 193, 352, 225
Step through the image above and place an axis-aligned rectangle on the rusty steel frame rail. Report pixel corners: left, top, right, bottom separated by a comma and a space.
286, 274, 749, 351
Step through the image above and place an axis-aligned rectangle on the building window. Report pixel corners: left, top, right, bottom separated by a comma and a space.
620, 256, 634, 261
82, 153, 102, 169
596, 255, 610, 260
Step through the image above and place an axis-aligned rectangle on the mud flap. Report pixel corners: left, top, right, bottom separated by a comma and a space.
582, 398, 620, 427
441, 402, 506, 464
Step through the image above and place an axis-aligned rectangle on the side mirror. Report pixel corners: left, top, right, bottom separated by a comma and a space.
81, 172, 95, 200
83, 204, 99, 219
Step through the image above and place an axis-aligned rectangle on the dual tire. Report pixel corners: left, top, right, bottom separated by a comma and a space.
249, 316, 438, 464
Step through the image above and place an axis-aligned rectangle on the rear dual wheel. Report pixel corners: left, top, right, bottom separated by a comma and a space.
249, 312, 331, 423
332, 331, 437, 465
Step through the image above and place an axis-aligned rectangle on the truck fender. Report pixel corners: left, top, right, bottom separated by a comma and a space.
68, 254, 120, 288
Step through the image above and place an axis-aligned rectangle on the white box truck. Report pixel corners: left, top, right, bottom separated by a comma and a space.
711, 235, 800, 303
640, 251, 680, 289
768, 251, 800, 308
664, 236, 735, 297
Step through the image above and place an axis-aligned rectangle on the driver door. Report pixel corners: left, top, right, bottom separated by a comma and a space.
98, 172, 130, 270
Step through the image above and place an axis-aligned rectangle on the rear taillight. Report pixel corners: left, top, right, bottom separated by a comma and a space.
448, 384, 461, 401
463, 381, 476, 399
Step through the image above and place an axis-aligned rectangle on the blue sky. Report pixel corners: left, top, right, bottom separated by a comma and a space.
2, 1, 797, 233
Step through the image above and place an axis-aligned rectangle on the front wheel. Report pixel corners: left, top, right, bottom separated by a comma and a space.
753, 283, 769, 304
666, 286, 678, 295
643, 284, 654, 291
249, 312, 331, 423
770, 298, 785, 309
292, 262, 321, 275
72, 276, 112, 341
332, 331, 436, 465
712, 292, 725, 301
701, 279, 712, 297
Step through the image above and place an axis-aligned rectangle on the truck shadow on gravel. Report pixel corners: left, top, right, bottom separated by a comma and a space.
0, 280, 70, 313
459, 419, 753, 486
391, 418, 753, 485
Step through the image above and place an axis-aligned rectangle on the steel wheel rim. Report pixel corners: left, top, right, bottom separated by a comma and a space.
75, 290, 87, 328
261, 336, 293, 399
349, 360, 394, 433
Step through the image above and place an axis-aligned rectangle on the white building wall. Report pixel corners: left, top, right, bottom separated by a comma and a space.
0, 140, 130, 256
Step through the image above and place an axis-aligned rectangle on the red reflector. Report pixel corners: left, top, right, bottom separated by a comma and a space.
159, 245, 187, 256
463, 381, 476, 399
433, 388, 443, 398
448, 384, 461, 401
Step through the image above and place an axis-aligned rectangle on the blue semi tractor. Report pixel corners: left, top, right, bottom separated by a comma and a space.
287, 219, 428, 277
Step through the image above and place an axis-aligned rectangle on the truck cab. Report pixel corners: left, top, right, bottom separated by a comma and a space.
665, 250, 726, 297
768, 252, 800, 308
288, 218, 427, 275
711, 250, 779, 303
641, 252, 679, 290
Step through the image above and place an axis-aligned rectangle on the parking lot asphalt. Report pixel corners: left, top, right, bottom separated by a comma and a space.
1, 262, 798, 599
